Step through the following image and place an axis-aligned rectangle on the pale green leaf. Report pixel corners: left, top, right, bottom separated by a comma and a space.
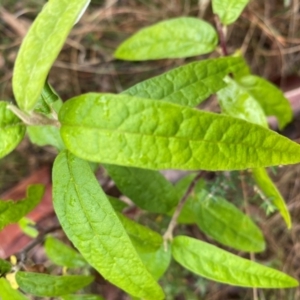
52, 151, 164, 300
16, 272, 94, 297
18, 217, 38, 238
237, 75, 293, 129
61, 295, 104, 300
104, 164, 177, 213
212, 0, 250, 25
45, 236, 87, 268
115, 17, 218, 60
172, 236, 298, 288
123, 57, 247, 107
59, 93, 300, 171
0, 258, 11, 276
0, 184, 45, 231
0, 278, 28, 300
0, 101, 26, 159
252, 168, 291, 228
217, 77, 268, 127
138, 245, 171, 280
13, 0, 90, 111
193, 190, 265, 252
27, 125, 64, 150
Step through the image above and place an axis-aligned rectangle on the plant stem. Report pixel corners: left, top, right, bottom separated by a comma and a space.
8, 104, 60, 127
214, 14, 228, 56
163, 172, 204, 250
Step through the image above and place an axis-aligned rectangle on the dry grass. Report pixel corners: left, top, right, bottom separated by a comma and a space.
1, 0, 300, 299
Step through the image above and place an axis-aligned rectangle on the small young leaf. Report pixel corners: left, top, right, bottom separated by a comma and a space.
252, 168, 291, 228
123, 57, 247, 107
118, 214, 162, 253
236, 75, 293, 129
172, 236, 298, 288
53, 151, 164, 300
13, 0, 90, 111
0, 101, 26, 159
212, 0, 250, 25
0, 258, 11, 276
16, 272, 94, 297
138, 245, 171, 280
61, 295, 104, 300
217, 77, 268, 127
193, 191, 265, 252
104, 164, 178, 213
59, 93, 300, 171
45, 236, 87, 268
0, 184, 45, 231
18, 217, 38, 238
0, 278, 28, 300
115, 17, 218, 60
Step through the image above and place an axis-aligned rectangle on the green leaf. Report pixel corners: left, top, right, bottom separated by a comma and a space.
18, 217, 38, 238
212, 0, 250, 25
0, 101, 26, 159
13, 0, 90, 111
123, 57, 247, 107
172, 235, 298, 288
104, 164, 177, 213
0, 184, 45, 231
45, 236, 87, 268
0, 278, 28, 300
114, 17, 218, 60
59, 93, 300, 171
138, 245, 171, 280
0, 259, 11, 276
252, 168, 291, 228
27, 125, 64, 150
107, 196, 128, 212
236, 75, 293, 129
52, 151, 164, 300
193, 190, 265, 252
217, 77, 268, 127
61, 295, 104, 300
16, 272, 94, 297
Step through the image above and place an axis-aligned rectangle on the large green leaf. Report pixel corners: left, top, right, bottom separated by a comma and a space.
0, 101, 26, 159
193, 191, 265, 252
16, 272, 94, 297
0, 278, 28, 300
237, 75, 293, 130
45, 236, 87, 268
114, 17, 218, 60
52, 151, 164, 300
0, 185, 45, 231
13, 0, 90, 111
104, 164, 177, 213
217, 77, 268, 127
123, 57, 246, 107
59, 93, 300, 170
212, 0, 250, 25
172, 236, 298, 288
252, 168, 291, 228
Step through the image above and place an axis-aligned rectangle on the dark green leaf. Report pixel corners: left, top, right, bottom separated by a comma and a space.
59, 93, 300, 170
107, 196, 128, 212
104, 164, 177, 213
123, 57, 247, 107
115, 17, 218, 60
0, 259, 11, 276
0, 185, 45, 231
0, 101, 26, 159
172, 236, 298, 288
45, 236, 87, 268
16, 272, 94, 297
52, 151, 164, 299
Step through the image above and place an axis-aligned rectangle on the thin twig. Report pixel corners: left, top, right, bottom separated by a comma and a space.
214, 14, 228, 56
163, 172, 204, 250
